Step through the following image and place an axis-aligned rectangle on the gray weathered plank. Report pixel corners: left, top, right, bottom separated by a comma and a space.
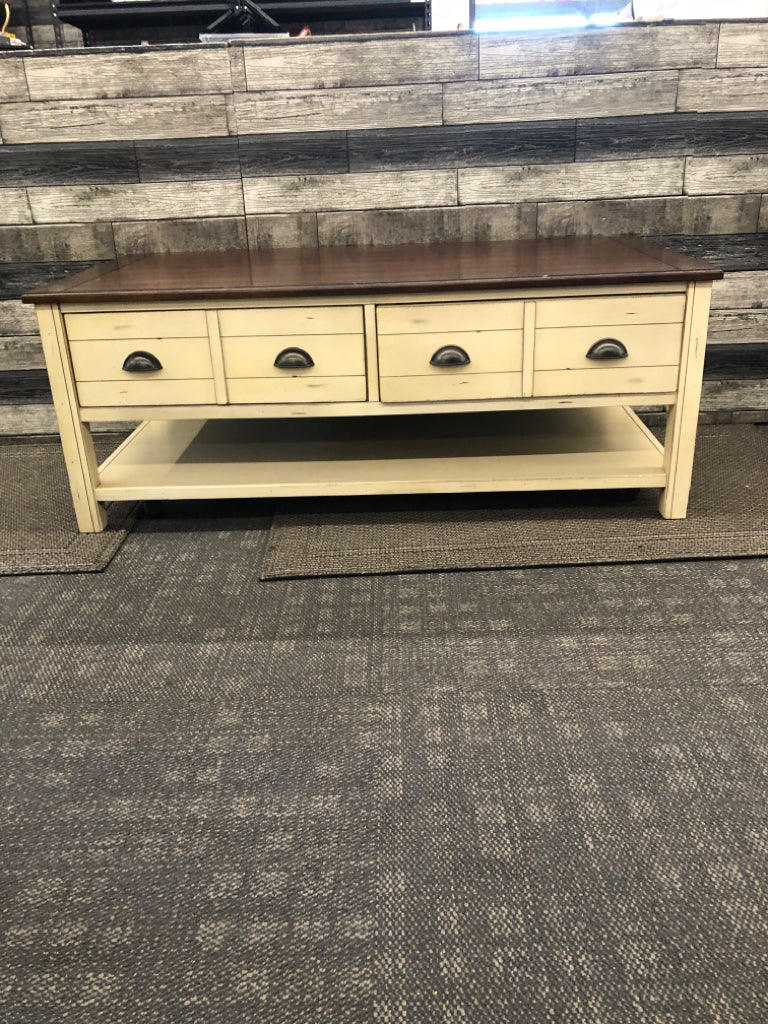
0, 224, 116, 262
457, 204, 538, 243
246, 214, 319, 250
229, 46, 248, 93
0, 56, 30, 102
700, 379, 768, 411
0, 405, 58, 435
678, 70, 768, 113
0, 96, 229, 145
22, 49, 232, 100
28, 181, 245, 223
0, 336, 45, 371
444, 71, 679, 126
707, 311, 768, 344
113, 217, 248, 256
712, 271, 768, 309
0, 300, 38, 335
480, 23, 717, 80
317, 207, 461, 247
758, 195, 768, 232
243, 34, 477, 91
537, 195, 761, 238
717, 22, 768, 68
459, 158, 684, 206
0, 141, 139, 187
234, 85, 443, 135
243, 170, 457, 214
685, 155, 768, 195
0, 190, 32, 225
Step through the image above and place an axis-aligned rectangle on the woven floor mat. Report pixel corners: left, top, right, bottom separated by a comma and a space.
261, 423, 768, 579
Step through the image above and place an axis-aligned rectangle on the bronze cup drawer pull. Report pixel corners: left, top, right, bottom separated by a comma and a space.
586, 339, 628, 360
274, 347, 315, 369
122, 351, 163, 372
429, 345, 471, 367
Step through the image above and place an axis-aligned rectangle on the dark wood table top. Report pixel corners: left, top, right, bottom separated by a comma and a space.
23, 237, 722, 305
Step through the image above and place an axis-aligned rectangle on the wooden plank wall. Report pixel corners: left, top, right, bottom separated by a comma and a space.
1, 24, 767, 433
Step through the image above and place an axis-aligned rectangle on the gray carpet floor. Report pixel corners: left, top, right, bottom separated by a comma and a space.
2, 512, 768, 1023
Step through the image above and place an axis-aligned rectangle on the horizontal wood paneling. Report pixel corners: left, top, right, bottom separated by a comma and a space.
761, 197, 768, 232
243, 34, 477, 90
0, 96, 230, 144
704, 343, 768, 378
651, 234, 768, 272
0, 404, 58, 435
701, 379, 768, 411
0, 300, 38, 334
0, 337, 44, 371
1, 57, 30, 102
576, 112, 768, 162
234, 85, 443, 135
317, 207, 460, 247
480, 23, 716, 80
348, 122, 576, 172
717, 22, 768, 68
707, 311, 768, 344
685, 155, 768, 195
246, 213, 319, 249
112, 217, 248, 256
0, 262, 98, 301
456, 204, 538, 242
23, 49, 232, 100
238, 132, 348, 178
0, 368, 50, 404
28, 181, 245, 223
0, 141, 139, 187
243, 170, 457, 214
712, 271, 768, 309
0, 224, 116, 262
0, 190, 32, 226
537, 194, 761, 238
678, 70, 768, 113
136, 138, 240, 182
459, 158, 684, 206
444, 72, 679, 126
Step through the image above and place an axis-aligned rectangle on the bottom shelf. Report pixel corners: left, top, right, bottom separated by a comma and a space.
94, 406, 667, 501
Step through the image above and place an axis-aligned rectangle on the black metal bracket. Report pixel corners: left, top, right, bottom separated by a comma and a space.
206, 0, 280, 32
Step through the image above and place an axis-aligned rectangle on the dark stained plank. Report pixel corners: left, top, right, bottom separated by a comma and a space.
0, 140, 139, 187
348, 122, 576, 172
651, 234, 768, 272
576, 112, 768, 162
0, 262, 99, 301
136, 137, 240, 182
0, 369, 51, 405
238, 132, 348, 178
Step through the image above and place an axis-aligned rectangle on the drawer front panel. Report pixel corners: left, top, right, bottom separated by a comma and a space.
228, 376, 366, 404
380, 373, 523, 403
64, 310, 208, 341
223, 335, 365, 379
377, 300, 524, 335
378, 331, 523, 378
77, 379, 217, 407
218, 305, 363, 337
533, 365, 680, 398
535, 293, 686, 330
535, 323, 683, 371
69, 338, 214, 382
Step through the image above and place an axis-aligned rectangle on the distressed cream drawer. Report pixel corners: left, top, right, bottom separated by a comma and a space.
77, 379, 216, 407
69, 338, 214, 382
535, 293, 686, 330
223, 334, 365, 379
218, 305, 363, 337
378, 330, 523, 378
534, 365, 680, 398
64, 309, 207, 341
377, 300, 524, 335
380, 373, 523, 403
228, 376, 366, 404
535, 323, 683, 371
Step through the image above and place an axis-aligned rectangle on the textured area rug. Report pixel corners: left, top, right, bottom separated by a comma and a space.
0, 437, 137, 575
261, 424, 768, 579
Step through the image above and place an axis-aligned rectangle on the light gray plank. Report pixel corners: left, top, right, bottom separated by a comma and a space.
234, 85, 443, 135
0, 223, 115, 261
536, 194, 761, 237
23, 49, 232, 100
0, 96, 229, 144
480, 23, 716, 80
317, 207, 461, 247
246, 214, 319, 249
243, 170, 457, 214
113, 217, 247, 256
0, 190, 32, 225
0, 404, 58, 435
459, 158, 683, 206
701, 379, 768, 411
243, 35, 477, 91
229, 46, 248, 93
0, 300, 38, 335
712, 271, 768, 309
685, 155, 768, 195
717, 22, 768, 68
445, 71, 679, 126
761, 195, 768, 232
707, 311, 768, 344
28, 181, 244, 224
1, 57, 29, 101
0, 336, 44, 371
678, 70, 768, 113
